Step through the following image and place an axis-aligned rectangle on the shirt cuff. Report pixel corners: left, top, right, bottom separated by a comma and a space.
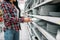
19, 17, 24, 23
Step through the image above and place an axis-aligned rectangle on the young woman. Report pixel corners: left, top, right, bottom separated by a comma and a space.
1, 0, 32, 40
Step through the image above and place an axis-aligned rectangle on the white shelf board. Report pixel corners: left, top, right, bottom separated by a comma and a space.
32, 22, 56, 40
24, 0, 53, 13
29, 15, 60, 25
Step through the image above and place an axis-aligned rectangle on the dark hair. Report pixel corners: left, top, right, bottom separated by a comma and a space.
4, 0, 10, 2
13, 0, 21, 18
13, 0, 21, 29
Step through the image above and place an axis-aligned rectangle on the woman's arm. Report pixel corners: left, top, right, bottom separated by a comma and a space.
10, 17, 31, 23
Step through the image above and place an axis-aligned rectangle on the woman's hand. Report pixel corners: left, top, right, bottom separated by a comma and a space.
24, 18, 32, 22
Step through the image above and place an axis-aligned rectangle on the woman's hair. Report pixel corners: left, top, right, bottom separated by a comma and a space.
4, 0, 10, 2
13, 0, 21, 18
13, 0, 21, 29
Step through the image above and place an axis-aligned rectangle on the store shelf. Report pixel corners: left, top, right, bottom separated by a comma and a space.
26, 23, 33, 40
32, 27, 41, 40
27, 23, 41, 40
32, 22, 56, 40
24, 0, 53, 13
28, 23, 34, 36
24, 0, 60, 40
29, 14, 60, 25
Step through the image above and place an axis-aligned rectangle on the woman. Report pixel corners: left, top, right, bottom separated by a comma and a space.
1, 0, 31, 40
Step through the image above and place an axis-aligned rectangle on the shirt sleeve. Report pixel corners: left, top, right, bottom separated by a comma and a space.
10, 17, 24, 23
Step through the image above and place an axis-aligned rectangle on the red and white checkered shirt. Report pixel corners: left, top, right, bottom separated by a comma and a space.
1, 1, 24, 31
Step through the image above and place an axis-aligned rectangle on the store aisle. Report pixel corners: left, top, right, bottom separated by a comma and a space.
20, 23, 30, 40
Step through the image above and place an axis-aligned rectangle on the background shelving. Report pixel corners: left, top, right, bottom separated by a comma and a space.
24, 0, 60, 40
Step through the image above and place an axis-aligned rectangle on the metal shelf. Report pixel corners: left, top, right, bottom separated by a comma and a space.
28, 23, 34, 36
24, 0, 53, 13
28, 22, 41, 40
25, 23, 33, 40
32, 27, 41, 40
24, 0, 60, 40
32, 22, 56, 40
29, 14, 60, 25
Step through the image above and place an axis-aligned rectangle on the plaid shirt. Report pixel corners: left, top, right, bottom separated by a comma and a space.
1, 1, 24, 31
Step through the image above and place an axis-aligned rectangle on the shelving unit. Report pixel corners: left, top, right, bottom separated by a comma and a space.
32, 22, 56, 40
24, 0, 60, 40
24, 0, 53, 13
